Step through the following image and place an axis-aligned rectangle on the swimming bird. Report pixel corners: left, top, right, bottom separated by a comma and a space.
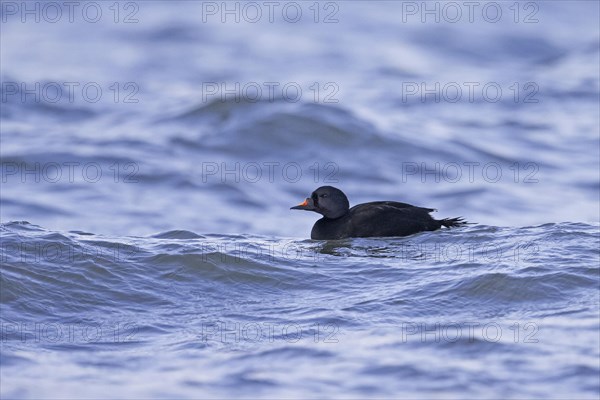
291, 186, 466, 240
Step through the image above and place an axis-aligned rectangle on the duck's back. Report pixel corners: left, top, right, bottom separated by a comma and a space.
347, 201, 441, 237
311, 201, 442, 239
351, 201, 435, 213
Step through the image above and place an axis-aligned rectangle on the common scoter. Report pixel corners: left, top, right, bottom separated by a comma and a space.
291, 186, 466, 240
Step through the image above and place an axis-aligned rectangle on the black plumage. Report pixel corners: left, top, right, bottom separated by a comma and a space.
291, 186, 466, 240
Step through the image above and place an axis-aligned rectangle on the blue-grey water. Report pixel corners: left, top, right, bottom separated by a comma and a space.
1, 1, 599, 398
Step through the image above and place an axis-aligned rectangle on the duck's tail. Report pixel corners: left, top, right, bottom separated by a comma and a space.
440, 217, 468, 228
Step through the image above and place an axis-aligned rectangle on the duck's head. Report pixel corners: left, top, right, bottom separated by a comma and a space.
290, 186, 350, 219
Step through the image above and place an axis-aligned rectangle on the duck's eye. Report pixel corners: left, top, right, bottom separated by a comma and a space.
320, 194, 328, 198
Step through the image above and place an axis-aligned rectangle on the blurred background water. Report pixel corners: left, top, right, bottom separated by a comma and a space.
1, 1, 599, 398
